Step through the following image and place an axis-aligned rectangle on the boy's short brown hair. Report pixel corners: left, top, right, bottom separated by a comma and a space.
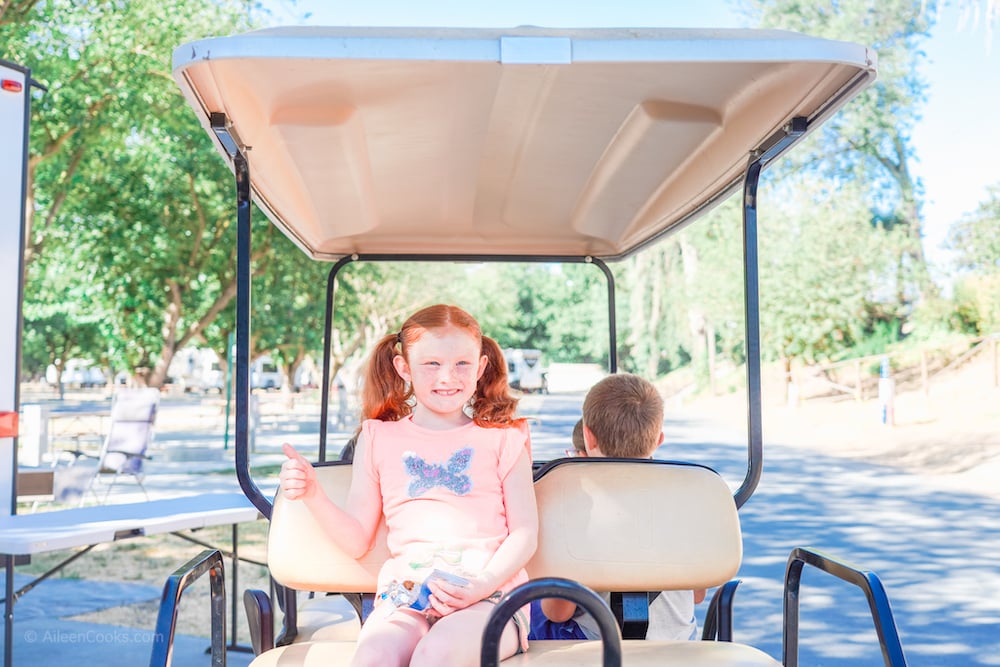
582, 373, 663, 458
571, 418, 586, 454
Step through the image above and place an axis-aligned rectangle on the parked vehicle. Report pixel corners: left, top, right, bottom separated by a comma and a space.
251, 355, 284, 391
292, 357, 320, 392
153, 26, 907, 667
505, 348, 548, 393
166, 347, 225, 393
47, 359, 107, 388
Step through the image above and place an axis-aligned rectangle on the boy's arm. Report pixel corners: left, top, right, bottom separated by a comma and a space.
694, 588, 707, 604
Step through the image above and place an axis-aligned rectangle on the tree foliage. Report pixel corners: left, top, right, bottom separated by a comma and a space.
615, 198, 745, 385
947, 184, 1000, 272
747, 0, 935, 308
2, 0, 263, 386
758, 181, 906, 364
945, 184, 1000, 333
0, 0, 38, 26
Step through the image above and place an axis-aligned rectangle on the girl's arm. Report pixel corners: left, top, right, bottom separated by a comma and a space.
482, 447, 539, 587
279, 439, 382, 559
429, 447, 538, 612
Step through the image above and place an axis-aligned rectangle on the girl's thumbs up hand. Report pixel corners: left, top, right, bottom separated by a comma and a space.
279, 443, 317, 501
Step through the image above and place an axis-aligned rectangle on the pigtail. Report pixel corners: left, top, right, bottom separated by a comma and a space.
362, 333, 412, 422
472, 335, 522, 427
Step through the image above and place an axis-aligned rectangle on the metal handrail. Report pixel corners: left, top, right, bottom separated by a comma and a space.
149, 549, 227, 667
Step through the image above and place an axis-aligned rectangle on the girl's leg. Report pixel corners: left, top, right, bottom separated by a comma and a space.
409, 601, 521, 667
350, 605, 429, 667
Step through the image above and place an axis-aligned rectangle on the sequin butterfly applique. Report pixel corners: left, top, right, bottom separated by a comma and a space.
403, 447, 473, 497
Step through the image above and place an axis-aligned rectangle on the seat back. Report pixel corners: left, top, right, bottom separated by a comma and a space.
268, 462, 390, 593
101, 388, 159, 474
528, 459, 742, 592
268, 459, 740, 594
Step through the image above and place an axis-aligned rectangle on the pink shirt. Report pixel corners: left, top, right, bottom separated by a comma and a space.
361, 416, 531, 595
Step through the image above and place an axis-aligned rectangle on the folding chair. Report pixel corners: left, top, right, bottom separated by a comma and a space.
58, 388, 160, 504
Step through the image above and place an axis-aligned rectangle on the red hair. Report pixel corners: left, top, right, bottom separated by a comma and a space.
361, 304, 521, 428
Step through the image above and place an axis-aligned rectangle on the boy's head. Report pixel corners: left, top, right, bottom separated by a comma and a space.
581, 373, 664, 458
570, 418, 586, 455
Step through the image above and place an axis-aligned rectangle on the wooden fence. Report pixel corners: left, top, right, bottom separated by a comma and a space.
788, 334, 999, 403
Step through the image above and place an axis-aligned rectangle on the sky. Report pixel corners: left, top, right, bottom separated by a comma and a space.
263, 0, 1000, 277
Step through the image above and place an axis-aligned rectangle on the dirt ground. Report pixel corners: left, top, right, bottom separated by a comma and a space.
683, 348, 1000, 501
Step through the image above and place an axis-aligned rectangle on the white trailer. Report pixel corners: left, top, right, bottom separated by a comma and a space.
167, 347, 225, 393
251, 354, 284, 391
1, 60, 31, 516
504, 348, 547, 393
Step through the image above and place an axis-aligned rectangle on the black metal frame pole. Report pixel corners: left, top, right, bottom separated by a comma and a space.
231, 152, 270, 518
319, 256, 356, 462
735, 158, 764, 510
209, 113, 271, 517
733, 117, 807, 509
589, 257, 618, 373
316, 254, 618, 457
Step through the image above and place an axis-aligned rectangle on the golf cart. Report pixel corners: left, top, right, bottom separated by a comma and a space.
151, 26, 906, 666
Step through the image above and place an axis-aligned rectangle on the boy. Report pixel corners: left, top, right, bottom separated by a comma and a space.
530, 373, 706, 641
567, 418, 585, 457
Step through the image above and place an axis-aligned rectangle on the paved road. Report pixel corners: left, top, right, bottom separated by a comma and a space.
525, 392, 1000, 666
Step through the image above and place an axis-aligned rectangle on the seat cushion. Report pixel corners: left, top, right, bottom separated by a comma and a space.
249, 639, 781, 667
249, 641, 357, 667
506, 640, 782, 666
293, 594, 361, 642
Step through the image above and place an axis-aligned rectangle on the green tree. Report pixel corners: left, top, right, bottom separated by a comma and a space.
1, 0, 254, 269
747, 0, 935, 313
247, 235, 331, 389
758, 182, 906, 375
3, 1, 264, 386
947, 184, 1000, 273
73, 125, 281, 386
465, 263, 609, 364
618, 198, 744, 385
254, 258, 464, 389
945, 184, 1000, 333
0, 0, 39, 25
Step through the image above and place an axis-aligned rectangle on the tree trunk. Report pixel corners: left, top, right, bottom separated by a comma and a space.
679, 237, 708, 386
706, 322, 717, 395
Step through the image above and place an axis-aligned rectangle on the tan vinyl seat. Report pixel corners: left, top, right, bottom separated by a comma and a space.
256, 463, 385, 654
506, 458, 780, 665
249, 639, 778, 667
251, 459, 779, 666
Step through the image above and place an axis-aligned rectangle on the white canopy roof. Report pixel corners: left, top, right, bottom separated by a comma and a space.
173, 26, 876, 261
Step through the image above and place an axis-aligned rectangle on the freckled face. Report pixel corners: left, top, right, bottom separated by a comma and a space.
393, 327, 488, 425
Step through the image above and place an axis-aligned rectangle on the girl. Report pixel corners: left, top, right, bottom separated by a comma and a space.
280, 304, 537, 666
